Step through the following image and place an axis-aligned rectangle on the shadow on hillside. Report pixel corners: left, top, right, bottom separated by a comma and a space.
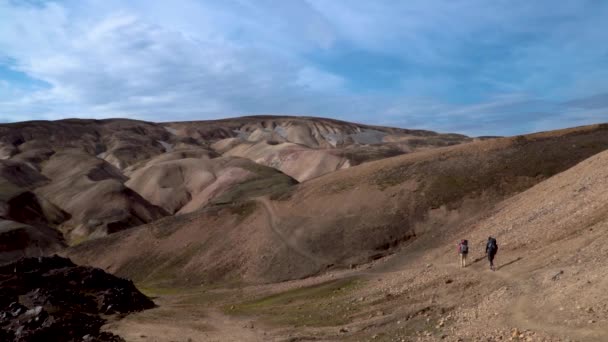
471, 256, 487, 265
468, 256, 523, 271
497, 257, 523, 270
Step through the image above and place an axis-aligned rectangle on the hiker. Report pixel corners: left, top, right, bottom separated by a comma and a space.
486, 236, 498, 271
458, 239, 469, 267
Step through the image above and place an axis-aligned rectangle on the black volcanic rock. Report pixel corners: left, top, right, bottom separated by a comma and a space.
0, 255, 154, 342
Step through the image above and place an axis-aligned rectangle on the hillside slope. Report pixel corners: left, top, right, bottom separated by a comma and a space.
125, 151, 297, 214
168, 115, 470, 181
0, 115, 466, 254
68, 123, 608, 286
355, 143, 608, 341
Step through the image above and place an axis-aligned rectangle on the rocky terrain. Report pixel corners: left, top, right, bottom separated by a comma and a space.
0, 116, 466, 250
2, 116, 608, 341
70, 123, 608, 285
0, 255, 154, 341
69, 126, 608, 341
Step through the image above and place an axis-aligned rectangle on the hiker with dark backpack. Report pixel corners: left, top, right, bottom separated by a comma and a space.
458, 239, 469, 268
486, 236, 498, 271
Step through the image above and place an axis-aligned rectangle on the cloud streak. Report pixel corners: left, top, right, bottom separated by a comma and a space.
0, 0, 607, 135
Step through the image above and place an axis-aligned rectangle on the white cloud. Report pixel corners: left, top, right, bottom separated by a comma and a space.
0, 0, 607, 135
0, 0, 346, 122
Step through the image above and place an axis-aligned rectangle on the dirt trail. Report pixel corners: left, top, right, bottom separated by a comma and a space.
489, 266, 608, 342
434, 252, 608, 342
105, 197, 608, 341
202, 309, 268, 342
102, 290, 271, 342
257, 197, 326, 265
105, 246, 608, 342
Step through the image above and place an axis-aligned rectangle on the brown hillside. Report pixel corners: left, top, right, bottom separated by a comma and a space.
219, 140, 352, 182
35, 151, 168, 240
0, 115, 467, 250
169, 115, 469, 181
126, 151, 296, 214
0, 159, 69, 228
68, 123, 608, 286
345, 144, 608, 341
0, 220, 65, 265
0, 160, 68, 263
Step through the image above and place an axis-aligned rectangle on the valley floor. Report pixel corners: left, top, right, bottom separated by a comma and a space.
101, 240, 608, 342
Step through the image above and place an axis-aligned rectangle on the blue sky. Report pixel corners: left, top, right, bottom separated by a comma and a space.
0, 0, 607, 136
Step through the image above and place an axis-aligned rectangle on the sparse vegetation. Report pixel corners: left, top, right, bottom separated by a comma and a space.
227, 200, 258, 222
5, 117, 608, 341
226, 278, 364, 327
210, 175, 297, 205
372, 162, 417, 190
324, 178, 360, 193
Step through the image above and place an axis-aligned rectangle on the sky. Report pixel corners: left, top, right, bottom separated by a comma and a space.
0, 0, 607, 136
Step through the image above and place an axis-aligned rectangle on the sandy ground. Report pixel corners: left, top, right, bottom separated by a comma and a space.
101, 186, 608, 341
45, 122, 608, 341
102, 245, 608, 342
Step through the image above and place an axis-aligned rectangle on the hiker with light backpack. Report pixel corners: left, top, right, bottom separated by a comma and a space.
458, 239, 469, 267
486, 236, 498, 271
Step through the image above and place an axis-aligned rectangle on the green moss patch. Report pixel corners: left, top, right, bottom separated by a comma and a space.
210, 175, 297, 206
225, 277, 364, 328
227, 200, 258, 221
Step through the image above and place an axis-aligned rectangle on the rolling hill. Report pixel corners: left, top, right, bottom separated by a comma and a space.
0, 115, 468, 254
69, 123, 608, 285
3, 116, 608, 341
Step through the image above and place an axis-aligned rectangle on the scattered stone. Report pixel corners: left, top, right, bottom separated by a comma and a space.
339, 327, 349, 333
551, 270, 564, 281
0, 256, 153, 341
24, 306, 43, 317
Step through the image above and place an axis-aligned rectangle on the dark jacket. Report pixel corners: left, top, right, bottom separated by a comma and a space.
486, 238, 498, 255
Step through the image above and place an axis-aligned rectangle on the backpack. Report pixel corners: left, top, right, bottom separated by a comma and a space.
487, 238, 498, 253
459, 240, 469, 253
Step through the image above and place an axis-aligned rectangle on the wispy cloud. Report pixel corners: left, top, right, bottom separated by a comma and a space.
0, 0, 607, 135
563, 92, 608, 110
